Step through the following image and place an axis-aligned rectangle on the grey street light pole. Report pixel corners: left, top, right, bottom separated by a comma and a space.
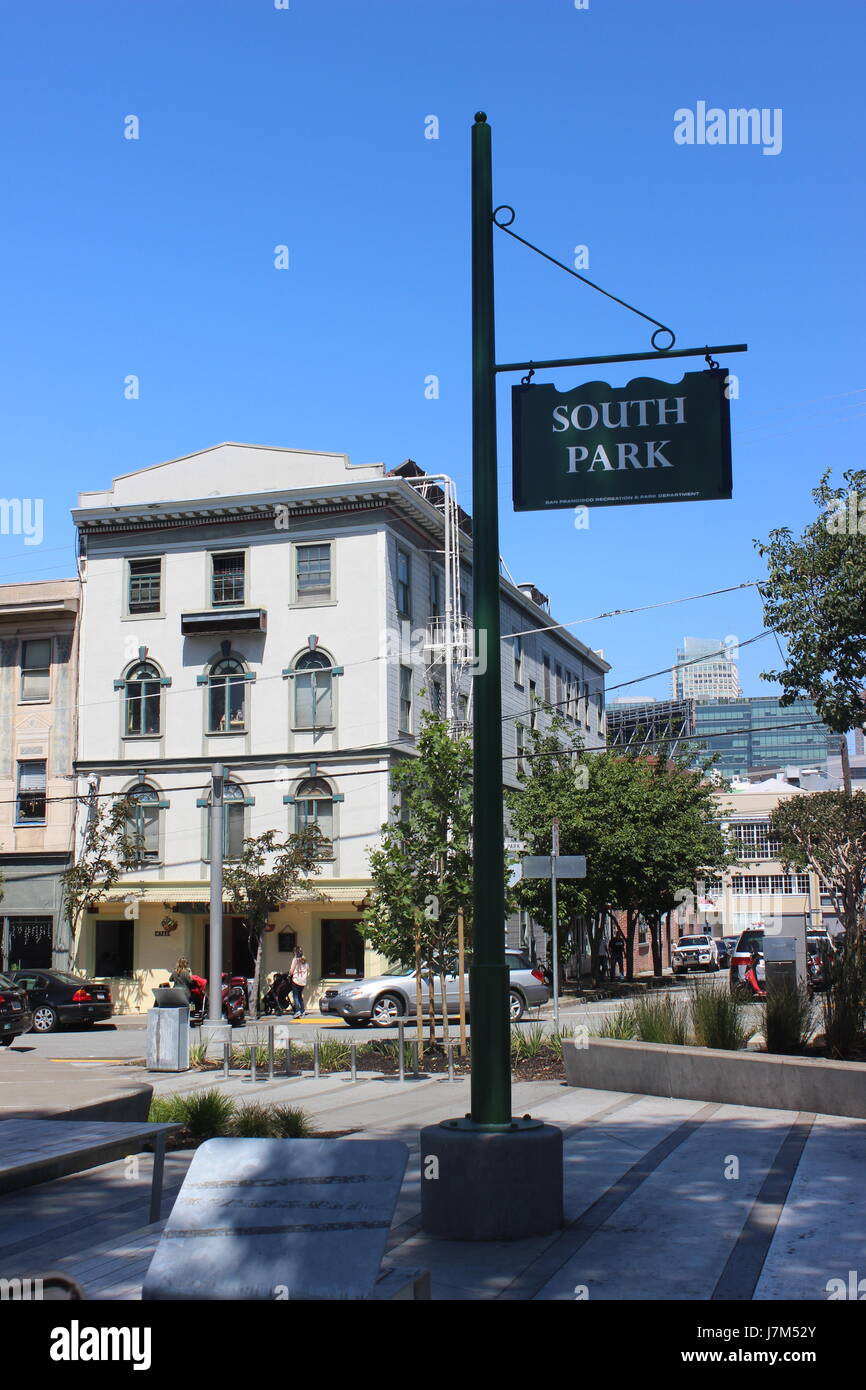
208, 764, 224, 1024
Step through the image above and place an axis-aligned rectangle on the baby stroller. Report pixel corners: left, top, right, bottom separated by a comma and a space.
261, 971, 292, 1016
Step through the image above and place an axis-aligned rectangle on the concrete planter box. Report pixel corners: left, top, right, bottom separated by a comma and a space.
563, 1037, 866, 1119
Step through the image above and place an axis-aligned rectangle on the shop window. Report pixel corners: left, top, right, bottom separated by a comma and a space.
94, 920, 134, 978
321, 919, 365, 978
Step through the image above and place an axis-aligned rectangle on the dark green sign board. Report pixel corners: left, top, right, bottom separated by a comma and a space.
512, 368, 732, 511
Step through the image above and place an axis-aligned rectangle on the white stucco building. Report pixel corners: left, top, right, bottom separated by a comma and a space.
71, 443, 608, 1011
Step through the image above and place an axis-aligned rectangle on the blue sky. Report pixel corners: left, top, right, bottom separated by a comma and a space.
0, 0, 863, 702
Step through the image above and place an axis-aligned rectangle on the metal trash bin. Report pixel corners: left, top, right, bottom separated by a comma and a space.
147, 987, 191, 1072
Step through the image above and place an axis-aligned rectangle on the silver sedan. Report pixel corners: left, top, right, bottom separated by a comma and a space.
319, 951, 550, 1027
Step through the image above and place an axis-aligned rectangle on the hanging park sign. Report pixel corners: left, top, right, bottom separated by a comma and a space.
512, 368, 732, 511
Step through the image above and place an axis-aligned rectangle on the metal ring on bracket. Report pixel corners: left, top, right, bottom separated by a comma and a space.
651, 327, 676, 351
493, 205, 516, 228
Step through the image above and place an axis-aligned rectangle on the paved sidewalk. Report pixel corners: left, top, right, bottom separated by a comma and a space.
2, 1074, 862, 1300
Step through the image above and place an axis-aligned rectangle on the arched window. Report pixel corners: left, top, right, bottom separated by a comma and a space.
124, 785, 163, 866
205, 781, 247, 862
293, 651, 333, 729
208, 657, 247, 733
124, 662, 162, 737
295, 777, 334, 853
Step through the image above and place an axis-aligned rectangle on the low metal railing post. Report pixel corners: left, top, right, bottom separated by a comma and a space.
447, 1039, 455, 1081
350, 1042, 357, 1082
249, 1044, 257, 1084
313, 1040, 320, 1078
268, 1029, 275, 1081
223, 1042, 230, 1080
397, 1019, 405, 1083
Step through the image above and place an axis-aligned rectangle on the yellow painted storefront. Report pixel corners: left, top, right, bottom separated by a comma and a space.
78, 883, 389, 1015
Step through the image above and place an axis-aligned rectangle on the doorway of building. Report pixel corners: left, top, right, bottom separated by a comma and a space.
201, 917, 255, 979
321, 919, 365, 978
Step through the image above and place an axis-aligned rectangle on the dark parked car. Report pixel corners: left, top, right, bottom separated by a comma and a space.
0, 972, 33, 1046
10, 970, 113, 1033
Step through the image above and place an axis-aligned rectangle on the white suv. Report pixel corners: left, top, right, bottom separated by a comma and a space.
671, 935, 720, 975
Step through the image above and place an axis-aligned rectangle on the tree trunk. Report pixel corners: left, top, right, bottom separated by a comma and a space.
249, 927, 264, 1020
841, 733, 852, 795
625, 909, 637, 982
414, 927, 424, 1055
650, 912, 663, 977
440, 968, 450, 1048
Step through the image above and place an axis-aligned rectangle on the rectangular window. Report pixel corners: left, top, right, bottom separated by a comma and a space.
516, 724, 526, 776
127, 558, 162, 614
295, 543, 332, 602
93, 920, 134, 979
20, 638, 51, 702
529, 680, 537, 729
16, 761, 46, 824
397, 549, 411, 617
513, 635, 524, 687
211, 552, 245, 607
431, 680, 443, 716
430, 569, 443, 619
399, 665, 412, 733
543, 656, 551, 705
6, 917, 53, 970
555, 664, 563, 710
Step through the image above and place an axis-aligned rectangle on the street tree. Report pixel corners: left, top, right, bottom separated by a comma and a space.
755, 468, 866, 790
223, 827, 323, 1015
508, 717, 729, 980
364, 713, 473, 1047
61, 794, 138, 969
769, 790, 866, 942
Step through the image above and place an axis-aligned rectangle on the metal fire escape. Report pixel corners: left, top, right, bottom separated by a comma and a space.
404, 471, 474, 736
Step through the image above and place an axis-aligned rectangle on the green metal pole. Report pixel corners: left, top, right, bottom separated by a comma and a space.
469, 112, 511, 1126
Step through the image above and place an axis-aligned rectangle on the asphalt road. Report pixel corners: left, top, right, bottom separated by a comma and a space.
2, 975, 761, 1064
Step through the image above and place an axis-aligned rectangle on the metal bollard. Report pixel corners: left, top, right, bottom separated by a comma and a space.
268, 1030, 275, 1081
350, 1041, 357, 1082
223, 1041, 230, 1080
250, 1044, 257, 1083
313, 1040, 320, 1078
412, 1040, 419, 1076
447, 1039, 455, 1081
397, 1019, 405, 1083
285, 1038, 292, 1077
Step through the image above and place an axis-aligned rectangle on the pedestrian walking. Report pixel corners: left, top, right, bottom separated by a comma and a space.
597, 934, 609, 981
610, 929, 626, 979
289, 947, 309, 1019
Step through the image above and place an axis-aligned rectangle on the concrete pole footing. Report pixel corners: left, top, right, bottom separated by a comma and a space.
419, 1120, 563, 1241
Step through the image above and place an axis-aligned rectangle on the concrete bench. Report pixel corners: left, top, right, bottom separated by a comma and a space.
0, 1119, 182, 1223
143, 1137, 428, 1300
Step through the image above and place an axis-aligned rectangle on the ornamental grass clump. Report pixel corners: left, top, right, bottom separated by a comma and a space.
823, 938, 866, 1059
763, 979, 816, 1054
595, 1004, 637, 1039
270, 1104, 316, 1138
632, 995, 689, 1045
176, 1089, 237, 1140
689, 986, 748, 1051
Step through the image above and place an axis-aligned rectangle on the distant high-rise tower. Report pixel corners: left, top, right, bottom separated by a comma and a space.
671, 636, 741, 701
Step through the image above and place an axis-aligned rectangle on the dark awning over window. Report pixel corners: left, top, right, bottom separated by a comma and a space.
181, 609, 267, 635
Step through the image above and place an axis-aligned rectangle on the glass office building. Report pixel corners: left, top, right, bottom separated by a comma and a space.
692, 696, 832, 781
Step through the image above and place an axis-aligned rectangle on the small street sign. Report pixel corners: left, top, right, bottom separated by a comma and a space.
520, 855, 586, 880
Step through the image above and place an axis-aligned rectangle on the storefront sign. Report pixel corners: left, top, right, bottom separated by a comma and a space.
512, 368, 732, 511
